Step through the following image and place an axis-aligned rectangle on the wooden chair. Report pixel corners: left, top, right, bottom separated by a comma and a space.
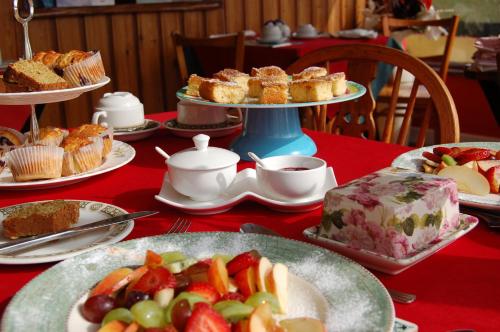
172, 31, 245, 83
286, 44, 460, 147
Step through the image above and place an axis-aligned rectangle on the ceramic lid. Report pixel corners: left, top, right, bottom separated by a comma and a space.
167, 134, 240, 170
96, 92, 142, 110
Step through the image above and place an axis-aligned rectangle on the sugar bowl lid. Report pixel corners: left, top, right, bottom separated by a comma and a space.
167, 134, 240, 170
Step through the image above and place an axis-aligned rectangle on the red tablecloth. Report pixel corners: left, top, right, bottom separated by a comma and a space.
1, 112, 499, 331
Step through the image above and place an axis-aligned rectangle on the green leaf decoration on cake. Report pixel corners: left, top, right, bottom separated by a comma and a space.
390, 175, 425, 185
395, 190, 423, 204
402, 216, 416, 236
423, 210, 443, 229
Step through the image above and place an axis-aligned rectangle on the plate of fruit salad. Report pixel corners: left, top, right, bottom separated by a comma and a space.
2, 232, 395, 332
392, 142, 500, 210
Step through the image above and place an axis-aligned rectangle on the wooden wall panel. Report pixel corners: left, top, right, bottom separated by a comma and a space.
137, 13, 165, 114
205, 8, 226, 36
111, 15, 140, 101
224, 0, 245, 32
183, 11, 206, 37
312, 0, 327, 32
327, 0, 342, 32
279, 0, 296, 30
84, 15, 114, 111
0, 6, 20, 60
56, 16, 92, 127
160, 12, 183, 111
296, 0, 312, 26
262, 0, 279, 23
244, 0, 262, 32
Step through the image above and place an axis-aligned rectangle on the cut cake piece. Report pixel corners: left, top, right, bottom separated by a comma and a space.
320, 72, 347, 96
213, 69, 250, 93
259, 81, 289, 104
6, 60, 68, 91
289, 78, 333, 102
186, 74, 206, 97
292, 66, 328, 80
199, 79, 245, 104
2, 200, 80, 239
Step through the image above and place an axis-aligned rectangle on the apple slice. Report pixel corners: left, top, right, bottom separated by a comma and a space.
255, 257, 272, 292
279, 318, 326, 332
235, 266, 257, 297
248, 303, 275, 332
477, 160, 500, 174
208, 257, 229, 295
266, 263, 288, 314
485, 165, 500, 193
438, 166, 490, 196
90, 266, 148, 297
462, 160, 478, 171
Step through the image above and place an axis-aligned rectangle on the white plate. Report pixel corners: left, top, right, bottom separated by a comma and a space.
256, 37, 289, 45
391, 142, 500, 211
1, 233, 395, 331
0, 140, 135, 190
0, 76, 110, 105
155, 167, 337, 215
113, 119, 161, 142
291, 32, 329, 39
0, 200, 133, 264
303, 213, 479, 275
164, 119, 242, 138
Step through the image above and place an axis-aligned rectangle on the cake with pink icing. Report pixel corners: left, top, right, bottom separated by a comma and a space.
319, 168, 460, 259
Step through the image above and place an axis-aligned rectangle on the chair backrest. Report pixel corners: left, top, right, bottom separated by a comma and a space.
381, 15, 459, 81
286, 44, 460, 147
172, 31, 245, 83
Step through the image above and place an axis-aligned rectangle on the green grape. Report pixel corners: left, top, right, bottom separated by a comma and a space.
213, 300, 253, 323
164, 292, 208, 323
130, 300, 165, 328
245, 292, 280, 313
101, 308, 133, 326
160, 251, 187, 264
212, 254, 234, 264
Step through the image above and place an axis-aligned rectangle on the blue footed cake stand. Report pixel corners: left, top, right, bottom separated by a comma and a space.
176, 81, 366, 161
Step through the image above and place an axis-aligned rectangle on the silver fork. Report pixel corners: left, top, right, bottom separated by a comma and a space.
387, 288, 416, 304
166, 218, 191, 234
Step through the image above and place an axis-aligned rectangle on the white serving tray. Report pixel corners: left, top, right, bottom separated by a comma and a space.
155, 167, 337, 215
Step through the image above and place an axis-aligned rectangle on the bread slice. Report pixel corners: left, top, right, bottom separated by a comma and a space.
199, 79, 245, 104
290, 79, 333, 102
292, 66, 328, 80
259, 82, 289, 104
2, 200, 80, 239
213, 69, 250, 93
320, 72, 347, 96
6, 60, 68, 91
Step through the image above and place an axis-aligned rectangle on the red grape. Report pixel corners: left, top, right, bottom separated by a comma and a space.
171, 299, 191, 330
124, 290, 150, 308
81, 294, 115, 323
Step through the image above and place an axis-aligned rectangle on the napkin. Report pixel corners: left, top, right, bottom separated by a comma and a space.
334, 29, 378, 39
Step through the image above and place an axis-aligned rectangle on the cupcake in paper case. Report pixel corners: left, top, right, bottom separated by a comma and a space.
69, 124, 113, 158
25, 127, 68, 146
61, 136, 103, 176
62, 51, 105, 87
7, 145, 64, 181
319, 167, 460, 259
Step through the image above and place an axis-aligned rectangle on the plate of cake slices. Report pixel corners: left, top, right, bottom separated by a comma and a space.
0, 199, 134, 264
1, 232, 395, 331
177, 66, 366, 108
392, 142, 500, 211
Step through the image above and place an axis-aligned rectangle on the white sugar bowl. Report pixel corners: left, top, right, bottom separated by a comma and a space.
165, 134, 240, 201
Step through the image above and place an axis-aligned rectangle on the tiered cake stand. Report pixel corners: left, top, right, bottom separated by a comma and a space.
176, 81, 366, 161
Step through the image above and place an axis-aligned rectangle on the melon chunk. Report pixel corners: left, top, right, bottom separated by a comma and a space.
438, 166, 490, 196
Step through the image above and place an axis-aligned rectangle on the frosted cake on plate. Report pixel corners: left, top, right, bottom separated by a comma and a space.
319, 168, 460, 259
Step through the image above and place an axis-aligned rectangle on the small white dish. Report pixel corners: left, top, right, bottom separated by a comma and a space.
154, 167, 337, 215
0, 200, 134, 265
112, 119, 161, 142
164, 119, 242, 138
303, 213, 479, 275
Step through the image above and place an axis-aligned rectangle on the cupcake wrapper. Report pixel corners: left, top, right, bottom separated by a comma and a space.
7, 145, 63, 181
62, 137, 103, 176
98, 126, 113, 158
63, 51, 105, 87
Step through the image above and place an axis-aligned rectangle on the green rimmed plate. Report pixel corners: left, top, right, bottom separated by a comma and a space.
2, 232, 394, 331
176, 81, 366, 109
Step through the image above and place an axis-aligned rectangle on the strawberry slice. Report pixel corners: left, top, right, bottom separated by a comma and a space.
131, 266, 176, 295
486, 165, 500, 193
433, 146, 452, 156
219, 292, 246, 302
186, 282, 221, 304
185, 302, 230, 332
449, 147, 467, 158
226, 250, 261, 276
455, 148, 491, 165
422, 151, 441, 163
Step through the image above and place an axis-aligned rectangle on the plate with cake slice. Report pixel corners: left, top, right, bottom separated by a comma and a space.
0, 200, 134, 264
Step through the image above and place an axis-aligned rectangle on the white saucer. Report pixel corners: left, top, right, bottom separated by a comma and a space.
164, 119, 242, 138
256, 37, 289, 45
303, 214, 479, 275
155, 167, 337, 215
291, 32, 328, 39
112, 119, 161, 142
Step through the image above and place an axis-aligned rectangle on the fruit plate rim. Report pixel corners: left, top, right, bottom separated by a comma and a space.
0, 199, 133, 264
1, 232, 395, 332
0, 140, 135, 190
303, 213, 479, 275
175, 81, 366, 109
391, 142, 500, 211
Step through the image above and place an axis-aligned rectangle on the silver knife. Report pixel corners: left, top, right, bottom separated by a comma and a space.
0, 210, 158, 255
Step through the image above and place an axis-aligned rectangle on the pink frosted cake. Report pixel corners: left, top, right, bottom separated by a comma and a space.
319, 168, 460, 259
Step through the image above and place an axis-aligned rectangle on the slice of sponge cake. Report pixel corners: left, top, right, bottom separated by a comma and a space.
199, 79, 245, 104
6, 60, 68, 91
290, 79, 333, 102
213, 69, 250, 93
